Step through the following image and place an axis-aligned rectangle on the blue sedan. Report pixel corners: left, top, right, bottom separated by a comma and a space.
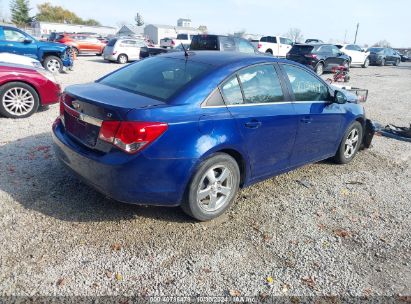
52, 51, 373, 221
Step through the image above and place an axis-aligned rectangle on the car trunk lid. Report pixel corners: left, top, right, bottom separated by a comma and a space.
62, 83, 165, 149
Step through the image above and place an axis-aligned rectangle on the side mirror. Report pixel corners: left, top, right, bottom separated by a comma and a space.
23, 38, 32, 44
334, 91, 347, 104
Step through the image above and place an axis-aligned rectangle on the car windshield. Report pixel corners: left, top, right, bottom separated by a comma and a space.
368, 48, 384, 54
98, 57, 213, 101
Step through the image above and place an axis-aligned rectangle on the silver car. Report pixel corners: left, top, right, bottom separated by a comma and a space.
103, 38, 147, 64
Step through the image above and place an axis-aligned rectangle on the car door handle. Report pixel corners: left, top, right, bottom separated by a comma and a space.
245, 120, 262, 129
301, 117, 313, 124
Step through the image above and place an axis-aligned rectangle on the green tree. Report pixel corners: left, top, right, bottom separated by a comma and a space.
36, 2, 101, 26
134, 12, 144, 26
9, 0, 30, 26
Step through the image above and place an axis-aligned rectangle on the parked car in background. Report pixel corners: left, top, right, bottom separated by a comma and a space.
190, 35, 257, 54
0, 52, 43, 69
251, 36, 293, 56
103, 38, 147, 63
287, 43, 350, 75
305, 39, 323, 44
336, 44, 370, 68
399, 53, 410, 62
139, 43, 190, 59
160, 33, 195, 48
0, 26, 73, 73
0, 63, 60, 118
368, 47, 401, 66
56, 34, 106, 56
53, 51, 373, 221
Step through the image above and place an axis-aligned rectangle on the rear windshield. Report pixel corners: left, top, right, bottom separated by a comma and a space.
177, 34, 188, 40
190, 35, 219, 50
98, 57, 212, 101
107, 38, 117, 47
368, 47, 384, 54
289, 45, 315, 54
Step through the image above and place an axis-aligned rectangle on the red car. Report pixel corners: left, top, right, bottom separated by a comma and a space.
56, 34, 106, 56
0, 63, 61, 118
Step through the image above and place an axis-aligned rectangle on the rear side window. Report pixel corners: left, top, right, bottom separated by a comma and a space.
238, 65, 284, 104
283, 65, 329, 101
107, 38, 117, 46
220, 76, 243, 105
219, 36, 236, 51
99, 57, 212, 101
236, 39, 255, 54
191, 35, 219, 50
268, 36, 277, 43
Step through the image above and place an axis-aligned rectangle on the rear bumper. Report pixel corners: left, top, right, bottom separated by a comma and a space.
52, 119, 195, 206
103, 54, 118, 61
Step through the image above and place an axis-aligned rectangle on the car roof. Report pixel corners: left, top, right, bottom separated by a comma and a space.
161, 51, 288, 67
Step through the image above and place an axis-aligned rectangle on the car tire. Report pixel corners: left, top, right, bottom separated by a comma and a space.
315, 62, 324, 75
343, 60, 350, 70
362, 57, 370, 68
117, 54, 128, 64
0, 82, 39, 118
181, 153, 240, 221
265, 49, 273, 55
394, 59, 400, 66
43, 55, 63, 73
333, 121, 363, 164
72, 47, 79, 56
380, 58, 385, 66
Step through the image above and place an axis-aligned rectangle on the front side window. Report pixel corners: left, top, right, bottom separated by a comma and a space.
238, 65, 284, 103
283, 65, 329, 101
220, 37, 236, 51
220, 75, 243, 105
4, 29, 26, 42
99, 57, 212, 101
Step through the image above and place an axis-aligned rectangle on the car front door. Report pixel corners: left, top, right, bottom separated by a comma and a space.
279, 37, 293, 57
220, 64, 298, 179
0, 27, 37, 59
279, 64, 346, 166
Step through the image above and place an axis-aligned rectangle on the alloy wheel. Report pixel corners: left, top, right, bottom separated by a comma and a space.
344, 128, 359, 159
197, 165, 233, 212
2, 87, 35, 117
316, 64, 323, 75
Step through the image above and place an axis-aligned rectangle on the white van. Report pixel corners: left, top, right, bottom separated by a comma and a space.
103, 38, 147, 64
252, 36, 293, 57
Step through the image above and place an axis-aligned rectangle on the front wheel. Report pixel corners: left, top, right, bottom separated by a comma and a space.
117, 54, 128, 64
362, 57, 370, 68
0, 82, 39, 118
43, 56, 63, 73
394, 59, 400, 66
181, 153, 240, 221
379, 58, 386, 66
333, 121, 363, 164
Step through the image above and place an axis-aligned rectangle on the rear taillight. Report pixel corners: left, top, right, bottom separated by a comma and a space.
98, 121, 168, 154
112, 51, 117, 55
171, 40, 175, 45
258, 43, 262, 49
304, 54, 318, 59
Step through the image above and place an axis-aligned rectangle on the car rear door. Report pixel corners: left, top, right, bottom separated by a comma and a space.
220, 63, 298, 179
279, 63, 346, 166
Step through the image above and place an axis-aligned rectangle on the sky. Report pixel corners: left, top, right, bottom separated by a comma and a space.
1, 0, 410, 47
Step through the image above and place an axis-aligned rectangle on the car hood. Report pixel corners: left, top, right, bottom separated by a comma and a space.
36, 41, 68, 51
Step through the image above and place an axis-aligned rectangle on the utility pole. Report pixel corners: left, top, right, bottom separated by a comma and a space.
354, 22, 359, 44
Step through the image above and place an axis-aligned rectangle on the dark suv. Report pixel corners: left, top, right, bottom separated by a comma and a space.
368, 47, 401, 66
190, 35, 258, 54
286, 44, 350, 75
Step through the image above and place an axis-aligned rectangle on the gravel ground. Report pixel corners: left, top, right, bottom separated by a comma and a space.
0, 56, 410, 298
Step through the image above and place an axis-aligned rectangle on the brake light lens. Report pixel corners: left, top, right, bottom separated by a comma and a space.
99, 121, 168, 154
171, 40, 175, 45
112, 51, 117, 55
304, 54, 318, 59
258, 43, 262, 49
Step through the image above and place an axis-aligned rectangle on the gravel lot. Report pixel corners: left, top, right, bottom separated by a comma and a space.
0, 56, 410, 298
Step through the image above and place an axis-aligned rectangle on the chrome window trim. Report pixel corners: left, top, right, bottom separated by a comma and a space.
202, 100, 328, 109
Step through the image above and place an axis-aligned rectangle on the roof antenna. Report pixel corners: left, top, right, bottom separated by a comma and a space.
181, 42, 189, 58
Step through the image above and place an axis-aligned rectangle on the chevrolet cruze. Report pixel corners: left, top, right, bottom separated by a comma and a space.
52, 52, 373, 221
